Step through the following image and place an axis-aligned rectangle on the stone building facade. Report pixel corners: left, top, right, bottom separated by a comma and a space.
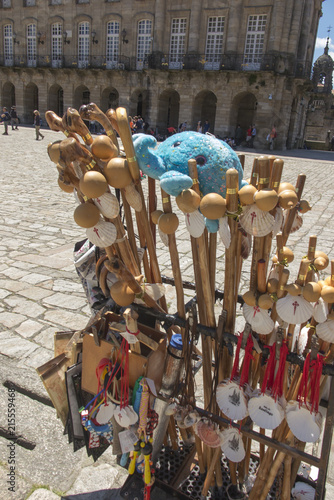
0, 0, 324, 149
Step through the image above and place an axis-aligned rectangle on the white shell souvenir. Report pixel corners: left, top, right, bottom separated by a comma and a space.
93, 192, 119, 219
165, 402, 178, 416
220, 428, 246, 463
95, 402, 116, 424
124, 184, 142, 212
268, 265, 279, 282
296, 326, 308, 355
195, 420, 222, 448
114, 406, 131, 428
286, 402, 322, 443
276, 295, 313, 325
218, 217, 231, 248
272, 206, 283, 237
313, 298, 328, 324
86, 220, 117, 247
291, 481, 315, 500
248, 392, 284, 430
158, 227, 169, 246
243, 303, 275, 335
283, 210, 303, 234
124, 405, 139, 425
185, 210, 206, 238
316, 319, 334, 343
183, 411, 200, 428
216, 381, 248, 421
239, 205, 275, 237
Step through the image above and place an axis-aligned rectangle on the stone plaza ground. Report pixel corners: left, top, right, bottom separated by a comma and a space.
0, 126, 334, 499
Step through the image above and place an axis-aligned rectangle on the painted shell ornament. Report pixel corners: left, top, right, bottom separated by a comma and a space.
86, 220, 117, 247
243, 303, 275, 335
291, 481, 316, 500
316, 319, 334, 343
218, 217, 231, 248
93, 191, 120, 219
239, 205, 275, 237
248, 392, 284, 430
185, 210, 206, 238
276, 295, 313, 325
220, 428, 246, 463
216, 380, 248, 421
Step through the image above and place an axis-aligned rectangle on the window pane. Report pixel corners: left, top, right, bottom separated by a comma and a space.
51, 23, 62, 68
78, 21, 90, 68
27, 23, 37, 67
137, 19, 152, 69
243, 14, 267, 70
205, 16, 224, 69
169, 18, 186, 69
4, 24, 13, 65
106, 21, 119, 69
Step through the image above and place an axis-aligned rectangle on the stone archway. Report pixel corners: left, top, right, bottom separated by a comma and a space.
193, 91, 217, 133
2, 81, 15, 110
101, 87, 119, 112
48, 84, 64, 117
73, 85, 90, 111
24, 82, 39, 124
230, 92, 257, 141
129, 89, 148, 121
157, 89, 180, 133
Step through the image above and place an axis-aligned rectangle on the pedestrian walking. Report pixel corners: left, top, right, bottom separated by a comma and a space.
1, 107, 11, 135
203, 120, 210, 133
10, 106, 19, 130
34, 110, 44, 140
269, 125, 277, 150
249, 124, 256, 148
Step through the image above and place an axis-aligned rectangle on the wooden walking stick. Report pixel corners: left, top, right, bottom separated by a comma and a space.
282, 174, 306, 245
115, 107, 167, 310
79, 103, 119, 151
62, 107, 94, 146
45, 110, 78, 139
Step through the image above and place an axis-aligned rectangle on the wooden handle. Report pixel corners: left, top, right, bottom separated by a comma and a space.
79, 102, 119, 149
62, 107, 93, 145
257, 156, 270, 190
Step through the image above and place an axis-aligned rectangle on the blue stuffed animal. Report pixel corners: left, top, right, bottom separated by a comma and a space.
133, 131, 245, 198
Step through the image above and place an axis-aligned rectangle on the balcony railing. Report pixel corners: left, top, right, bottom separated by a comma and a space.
0, 52, 313, 78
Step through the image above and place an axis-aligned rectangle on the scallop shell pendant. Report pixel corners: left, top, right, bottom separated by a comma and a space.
86, 220, 117, 247
195, 420, 222, 448
239, 205, 275, 237
276, 295, 313, 325
165, 402, 178, 416
218, 217, 231, 248
185, 210, 206, 238
158, 227, 169, 247
272, 207, 283, 237
114, 406, 131, 428
124, 184, 142, 212
221, 428, 246, 463
216, 381, 248, 421
124, 405, 138, 425
286, 401, 322, 443
93, 192, 120, 219
243, 303, 275, 335
95, 402, 116, 424
248, 393, 284, 430
291, 481, 316, 500
316, 319, 334, 343
313, 298, 328, 324
283, 210, 303, 234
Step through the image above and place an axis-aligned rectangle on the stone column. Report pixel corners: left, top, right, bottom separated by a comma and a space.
267, 1, 286, 53
153, 0, 167, 52
225, 0, 244, 53
287, 0, 305, 54
188, 0, 201, 53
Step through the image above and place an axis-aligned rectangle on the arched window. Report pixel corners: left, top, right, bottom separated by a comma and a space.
4, 24, 13, 66
27, 23, 37, 67
51, 23, 62, 68
136, 19, 152, 70
78, 21, 90, 68
106, 21, 119, 69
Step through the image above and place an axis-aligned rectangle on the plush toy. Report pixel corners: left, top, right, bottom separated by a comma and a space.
133, 132, 246, 198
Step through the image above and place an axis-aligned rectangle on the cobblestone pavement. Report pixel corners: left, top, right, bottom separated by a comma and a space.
0, 127, 334, 499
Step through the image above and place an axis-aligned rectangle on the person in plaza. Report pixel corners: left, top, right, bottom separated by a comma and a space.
33, 109, 44, 140
246, 125, 252, 146
269, 125, 277, 150
135, 115, 144, 133
180, 121, 187, 132
235, 124, 243, 146
249, 124, 256, 148
197, 120, 203, 133
10, 106, 19, 130
167, 126, 176, 137
1, 107, 11, 135
203, 119, 210, 133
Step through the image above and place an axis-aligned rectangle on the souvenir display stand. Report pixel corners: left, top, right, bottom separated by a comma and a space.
39, 103, 334, 500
